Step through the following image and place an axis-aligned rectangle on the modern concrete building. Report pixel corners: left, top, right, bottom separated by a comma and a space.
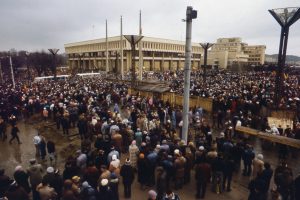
243, 45, 266, 66
64, 36, 203, 73
65, 36, 266, 72
205, 37, 266, 68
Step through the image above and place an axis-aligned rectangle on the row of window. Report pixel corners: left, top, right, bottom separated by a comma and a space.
67, 40, 203, 54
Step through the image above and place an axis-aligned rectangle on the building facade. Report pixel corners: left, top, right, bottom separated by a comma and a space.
206, 37, 266, 68
64, 36, 203, 73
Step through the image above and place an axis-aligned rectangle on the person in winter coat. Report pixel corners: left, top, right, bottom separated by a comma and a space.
39, 137, 47, 161
76, 150, 87, 170
80, 181, 97, 200
33, 133, 41, 157
135, 128, 143, 148
0, 169, 10, 198
4, 180, 29, 200
13, 166, 31, 193
9, 124, 21, 144
47, 140, 56, 166
63, 159, 80, 181
61, 114, 70, 135
42, 108, 49, 121
27, 159, 43, 200
120, 158, 135, 198
194, 161, 211, 199
173, 150, 186, 190
109, 172, 119, 200
252, 154, 264, 179
259, 162, 273, 198
94, 150, 107, 169
36, 179, 57, 200
83, 166, 99, 190
274, 162, 293, 200
52, 169, 64, 199
129, 140, 139, 169
77, 115, 88, 140
62, 179, 80, 200
222, 156, 235, 192
156, 167, 167, 200
242, 145, 255, 176
98, 179, 113, 200
162, 189, 181, 200
294, 173, 300, 200
137, 153, 148, 189
42, 167, 56, 189
109, 155, 121, 176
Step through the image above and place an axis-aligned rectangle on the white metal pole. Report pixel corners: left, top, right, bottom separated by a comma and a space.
138, 10, 143, 81
0, 61, 3, 84
9, 56, 15, 89
106, 19, 109, 74
182, 6, 195, 143
120, 16, 124, 80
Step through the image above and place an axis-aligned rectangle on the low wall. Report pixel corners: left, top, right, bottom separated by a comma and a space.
129, 88, 213, 112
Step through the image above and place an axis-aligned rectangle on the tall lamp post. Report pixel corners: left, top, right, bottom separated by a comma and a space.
25, 51, 30, 85
0, 59, 3, 84
200, 43, 214, 83
124, 35, 143, 88
182, 6, 197, 144
48, 48, 59, 80
113, 51, 120, 79
77, 53, 83, 73
9, 53, 15, 89
269, 7, 300, 107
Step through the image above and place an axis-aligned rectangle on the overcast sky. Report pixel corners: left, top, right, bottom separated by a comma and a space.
0, 0, 299, 56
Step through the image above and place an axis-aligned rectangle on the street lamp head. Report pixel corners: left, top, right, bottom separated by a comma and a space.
186, 6, 197, 21
269, 7, 300, 27
124, 35, 143, 45
200, 43, 214, 49
48, 48, 60, 55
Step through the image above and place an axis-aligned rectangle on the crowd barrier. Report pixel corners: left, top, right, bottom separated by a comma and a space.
129, 88, 213, 112
270, 110, 295, 120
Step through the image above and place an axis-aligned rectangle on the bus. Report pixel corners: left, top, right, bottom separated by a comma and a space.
75, 72, 104, 78
33, 75, 70, 82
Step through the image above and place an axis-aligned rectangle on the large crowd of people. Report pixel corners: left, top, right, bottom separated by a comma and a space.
0, 69, 299, 200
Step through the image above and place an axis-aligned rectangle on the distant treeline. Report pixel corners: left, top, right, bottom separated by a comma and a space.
0, 49, 67, 76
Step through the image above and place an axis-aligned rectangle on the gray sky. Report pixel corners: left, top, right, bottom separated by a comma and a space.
0, 0, 299, 56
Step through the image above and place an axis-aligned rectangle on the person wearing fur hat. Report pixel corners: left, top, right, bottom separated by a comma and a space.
252, 154, 264, 179
148, 189, 157, 200
120, 158, 135, 198
109, 155, 121, 176
173, 149, 186, 190
98, 179, 113, 200
109, 173, 119, 200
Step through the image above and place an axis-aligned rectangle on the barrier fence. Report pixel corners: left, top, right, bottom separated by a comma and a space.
129, 88, 213, 112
